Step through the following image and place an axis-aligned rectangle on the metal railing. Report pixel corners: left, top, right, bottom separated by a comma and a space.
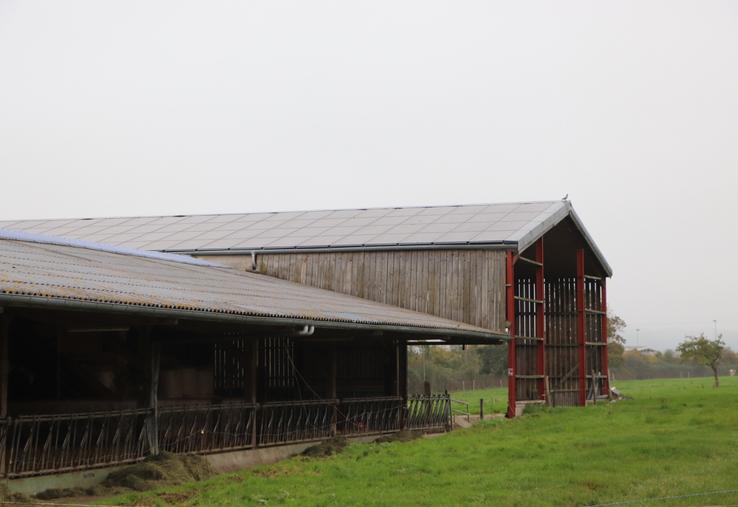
258, 399, 335, 446
406, 394, 452, 432
6, 409, 150, 478
159, 402, 256, 454
339, 396, 403, 435
450, 398, 471, 422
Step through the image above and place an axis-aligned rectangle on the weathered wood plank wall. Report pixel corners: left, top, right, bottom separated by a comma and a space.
201, 250, 508, 333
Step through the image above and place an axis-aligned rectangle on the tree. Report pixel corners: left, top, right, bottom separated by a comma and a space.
476, 344, 507, 377
677, 334, 725, 387
607, 312, 627, 368
608, 313, 627, 344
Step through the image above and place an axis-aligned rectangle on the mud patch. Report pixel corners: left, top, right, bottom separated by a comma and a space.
301, 437, 348, 457
374, 430, 424, 443
156, 490, 197, 503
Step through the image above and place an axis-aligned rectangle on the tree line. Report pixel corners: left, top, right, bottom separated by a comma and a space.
408, 313, 733, 394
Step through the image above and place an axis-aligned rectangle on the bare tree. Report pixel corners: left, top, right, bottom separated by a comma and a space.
677, 334, 725, 387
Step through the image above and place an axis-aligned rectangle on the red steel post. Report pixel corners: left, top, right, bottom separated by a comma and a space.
535, 238, 545, 400
506, 251, 517, 418
601, 277, 609, 395
576, 249, 586, 406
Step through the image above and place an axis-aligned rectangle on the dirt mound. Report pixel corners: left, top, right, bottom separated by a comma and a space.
374, 430, 423, 443
35, 452, 213, 500
301, 437, 348, 457
0, 484, 34, 504
35, 486, 103, 500
103, 452, 213, 491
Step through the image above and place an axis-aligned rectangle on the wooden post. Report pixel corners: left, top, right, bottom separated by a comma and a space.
601, 278, 610, 396
535, 238, 546, 401
395, 341, 401, 397
329, 344, 337, 436
147, 336, 161, 456
576, 249, 587, 406
137, 327, 160, 456
479, 398, 484, 420
249, 339, 258, 448
544, 375, 552, 407
398, 340, 408, 429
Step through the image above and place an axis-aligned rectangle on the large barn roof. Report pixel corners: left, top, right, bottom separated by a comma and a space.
0, 230, 501, 341
0, 200, 610, 275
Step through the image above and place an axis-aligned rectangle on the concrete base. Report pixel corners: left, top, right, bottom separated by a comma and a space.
206, 434, 381, 473
3, 465, 123, 497
515, 400, 545, 417
3, 434, 388, 496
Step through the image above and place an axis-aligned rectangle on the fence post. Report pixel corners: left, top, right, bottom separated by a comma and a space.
479, 399, 484, 420
444, 391, 452, 431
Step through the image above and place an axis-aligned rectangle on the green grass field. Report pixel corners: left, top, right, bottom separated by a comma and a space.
451, 385, 507, 415
105, 377, 738, 506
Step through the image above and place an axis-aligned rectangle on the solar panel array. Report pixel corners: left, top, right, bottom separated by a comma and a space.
0, 201, 567, 252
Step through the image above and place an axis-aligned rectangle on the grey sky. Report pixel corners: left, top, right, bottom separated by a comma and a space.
1, 1, 736, 350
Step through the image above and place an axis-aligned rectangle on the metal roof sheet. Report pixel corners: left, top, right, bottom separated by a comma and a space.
0, 200, 611, 276
0, 233, 499, 340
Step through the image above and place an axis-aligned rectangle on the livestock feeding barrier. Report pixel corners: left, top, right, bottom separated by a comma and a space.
0, 394, 451, 478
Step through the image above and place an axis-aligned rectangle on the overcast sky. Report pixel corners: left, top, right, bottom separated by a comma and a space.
1, 1, 736, 350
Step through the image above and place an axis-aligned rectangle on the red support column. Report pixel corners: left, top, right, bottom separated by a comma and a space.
535, 239, 545, 400
601, 278, 609, 395
576, 249, 586, 406
506, 251, 517, 418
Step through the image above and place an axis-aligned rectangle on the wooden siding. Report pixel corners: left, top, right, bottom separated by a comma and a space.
202, 250, 508, 333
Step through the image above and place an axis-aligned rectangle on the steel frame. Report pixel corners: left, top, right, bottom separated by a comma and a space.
576, 249, 587, 406
506, 251, 516, 418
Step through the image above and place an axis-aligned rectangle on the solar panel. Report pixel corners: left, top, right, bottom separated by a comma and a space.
0, 201, 569, 253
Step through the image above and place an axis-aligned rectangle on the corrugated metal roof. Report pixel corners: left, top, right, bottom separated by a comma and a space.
0, 234, 500, 340
0, 200, 611, 276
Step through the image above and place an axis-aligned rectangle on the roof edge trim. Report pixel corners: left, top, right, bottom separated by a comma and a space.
166, 241, 518, 256
0, 294, 508, 342
515, 202, 613, 277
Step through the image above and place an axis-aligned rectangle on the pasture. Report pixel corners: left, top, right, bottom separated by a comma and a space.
104, 377, 738, 506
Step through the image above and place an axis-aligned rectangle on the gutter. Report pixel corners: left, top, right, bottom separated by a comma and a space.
162, 241, 519, 257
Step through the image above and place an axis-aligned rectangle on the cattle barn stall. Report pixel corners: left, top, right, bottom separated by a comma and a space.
1, 200, 613, 419
0, 233, 498, 480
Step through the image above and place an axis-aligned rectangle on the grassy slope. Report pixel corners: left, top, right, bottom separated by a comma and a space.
105, 377, 738, 506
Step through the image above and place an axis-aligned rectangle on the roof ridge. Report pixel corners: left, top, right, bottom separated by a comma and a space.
0, 200, 563, 223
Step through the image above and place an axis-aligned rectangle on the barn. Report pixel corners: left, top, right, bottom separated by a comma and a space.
0, 231, 496, 484
0, 199, 611, 483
